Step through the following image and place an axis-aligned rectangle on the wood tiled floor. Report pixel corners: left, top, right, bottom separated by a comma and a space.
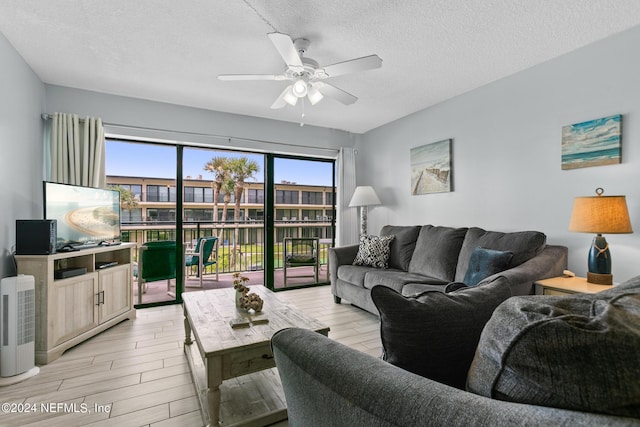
0, 285, 381, 427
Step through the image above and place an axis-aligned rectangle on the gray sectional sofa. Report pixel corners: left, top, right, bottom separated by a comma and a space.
329, 225, 568, 315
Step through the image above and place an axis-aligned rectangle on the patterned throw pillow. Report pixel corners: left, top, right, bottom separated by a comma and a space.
353, 235, 395, 269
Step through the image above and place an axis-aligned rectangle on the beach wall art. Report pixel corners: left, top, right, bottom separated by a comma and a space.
561, 114, 622, 170
410, 139, 452, 195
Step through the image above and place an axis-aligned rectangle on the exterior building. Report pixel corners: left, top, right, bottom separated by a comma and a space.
107, 175, 335, 250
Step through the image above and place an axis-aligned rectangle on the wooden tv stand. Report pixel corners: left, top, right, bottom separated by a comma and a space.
15, 243, 136, 365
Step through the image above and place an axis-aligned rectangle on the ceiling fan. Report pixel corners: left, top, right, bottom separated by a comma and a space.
218, 32, 382, 109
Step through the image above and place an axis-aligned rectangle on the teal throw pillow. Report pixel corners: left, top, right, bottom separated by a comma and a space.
463, 247, 513, 286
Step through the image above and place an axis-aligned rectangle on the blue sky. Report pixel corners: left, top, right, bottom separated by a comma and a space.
105, 140, 334, 186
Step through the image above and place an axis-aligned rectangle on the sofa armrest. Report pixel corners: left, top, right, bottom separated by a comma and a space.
328, 244, 359, 283
271, 328, 632, 427
479, 244, 568, 296
329, 244, 360, 266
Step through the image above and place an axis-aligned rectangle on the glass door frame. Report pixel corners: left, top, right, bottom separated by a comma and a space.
107, 137, 184, 309
264, 153, 336, 292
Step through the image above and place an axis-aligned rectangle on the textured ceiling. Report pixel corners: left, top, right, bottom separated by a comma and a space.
2, 1, 640, 133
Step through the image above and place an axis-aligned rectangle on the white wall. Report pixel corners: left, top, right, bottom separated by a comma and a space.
357, 25, 640, 283
0, 32, 45, 278
45, 85, 355, 157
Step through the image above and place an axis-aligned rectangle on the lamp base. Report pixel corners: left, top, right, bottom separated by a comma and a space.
359, 206, 368, 236
587, 272, 613, 285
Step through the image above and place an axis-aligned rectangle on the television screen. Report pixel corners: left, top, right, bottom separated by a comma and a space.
43, 181, 121, 249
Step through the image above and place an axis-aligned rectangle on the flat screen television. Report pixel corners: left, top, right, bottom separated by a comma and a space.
43, 181, 121, 249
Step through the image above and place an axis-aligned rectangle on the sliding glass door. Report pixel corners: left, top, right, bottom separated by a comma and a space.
106, 139, 180, 307
182, 147, 265, 290
106, 138, 335, 306
268, 155, 335, 290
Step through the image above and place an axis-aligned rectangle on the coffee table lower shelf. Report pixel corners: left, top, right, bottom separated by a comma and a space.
185, 342, 287, 427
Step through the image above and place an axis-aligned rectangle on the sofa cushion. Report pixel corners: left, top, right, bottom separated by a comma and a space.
336, 265, 372, 288
380, 225, 422, 271
408, 226, 468, 282
467, 276, 640, 417
455, 228, 546, 282
463, 247, 513, 286
353, 234, 395, 269
364, 270, 446, 292
371, 275, 512, 390
401, 282, 448, 296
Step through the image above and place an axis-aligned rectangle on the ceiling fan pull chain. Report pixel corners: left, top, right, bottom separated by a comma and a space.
300, 98, 305, 127
241, 0, 278, 32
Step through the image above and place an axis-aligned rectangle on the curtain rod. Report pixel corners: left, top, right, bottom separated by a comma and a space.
41, 113, 340, 155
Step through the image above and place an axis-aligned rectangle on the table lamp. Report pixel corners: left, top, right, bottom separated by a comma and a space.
568, 187, 632, 284
349, 186, 381, 235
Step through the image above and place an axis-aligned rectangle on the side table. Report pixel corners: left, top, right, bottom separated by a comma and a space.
534, 276, 613, 296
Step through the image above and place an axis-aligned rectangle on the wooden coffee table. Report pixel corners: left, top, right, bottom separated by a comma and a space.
182, 286, 329, 427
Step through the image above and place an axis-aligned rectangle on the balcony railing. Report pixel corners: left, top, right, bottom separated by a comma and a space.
121, 219, 333, 276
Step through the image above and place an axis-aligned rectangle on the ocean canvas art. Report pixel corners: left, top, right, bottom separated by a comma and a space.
410, 139, 452, 195
561, 114, 622, 170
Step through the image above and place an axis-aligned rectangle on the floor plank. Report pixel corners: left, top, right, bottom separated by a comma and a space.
0, 284, 380, 426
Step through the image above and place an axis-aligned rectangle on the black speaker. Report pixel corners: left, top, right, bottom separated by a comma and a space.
16, 219, 57, 255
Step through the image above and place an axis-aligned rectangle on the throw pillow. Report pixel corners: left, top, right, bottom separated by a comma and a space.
371, 275, 512, 390
467, 276, 640, 417
462, 247, 513, 287
353, 235, 395, 269
407, 226, 468, 281
380, 225, 421, 271
455, 228, 546, 283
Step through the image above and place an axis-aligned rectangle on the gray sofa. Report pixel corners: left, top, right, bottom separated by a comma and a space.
329, 225, 568, 315
272, 276, 640, 426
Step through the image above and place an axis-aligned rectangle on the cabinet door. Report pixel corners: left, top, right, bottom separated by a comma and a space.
99, 264, 132, 323
49, 273, 99, 348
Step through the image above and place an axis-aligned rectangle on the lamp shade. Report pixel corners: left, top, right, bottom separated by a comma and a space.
569, 191, 632, 234
349, 186, 381, 207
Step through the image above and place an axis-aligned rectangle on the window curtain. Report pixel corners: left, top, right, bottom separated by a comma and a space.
336, 147, 359, 246
44, 113, 106, 188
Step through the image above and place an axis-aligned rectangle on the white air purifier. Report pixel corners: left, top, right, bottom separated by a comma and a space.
0, 275, 39, 384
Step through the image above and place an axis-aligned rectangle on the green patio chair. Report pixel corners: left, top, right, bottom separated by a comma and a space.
283, 237, 319, 286
137, 240, 177, 305
185, 236, 219, 288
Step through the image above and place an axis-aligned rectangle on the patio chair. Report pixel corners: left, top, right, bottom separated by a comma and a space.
185, 236, 219, 288
137, 240, 177, 305
283, 237, 319, 286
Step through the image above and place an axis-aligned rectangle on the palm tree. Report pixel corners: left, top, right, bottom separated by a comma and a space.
204, 156, 230, 238
228, 157, 260, 266
214, 176, 234, 266
219, 176, 235, 229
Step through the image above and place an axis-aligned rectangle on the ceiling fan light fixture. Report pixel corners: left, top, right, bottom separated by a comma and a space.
283, 86, 298, 106
307, 85, 324, 105
292, 79, 308, 98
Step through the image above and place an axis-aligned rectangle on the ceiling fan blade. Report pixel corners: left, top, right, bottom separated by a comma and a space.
271, 85, 297, 109
218, 74, 286, 81
315, 82, 358, 105
268, 32, 304, 71
321, 55, 382, 78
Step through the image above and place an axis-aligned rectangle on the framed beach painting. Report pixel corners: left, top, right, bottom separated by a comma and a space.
410, 139, 452, 195
561, 114, 622, 170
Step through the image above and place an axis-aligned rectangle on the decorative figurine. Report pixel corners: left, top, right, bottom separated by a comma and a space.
232, 272, 263, 312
